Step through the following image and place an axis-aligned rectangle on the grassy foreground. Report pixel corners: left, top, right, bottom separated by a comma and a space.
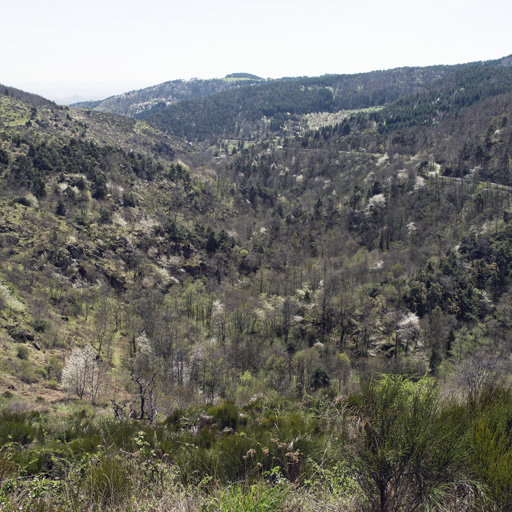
1, 376, 512, 511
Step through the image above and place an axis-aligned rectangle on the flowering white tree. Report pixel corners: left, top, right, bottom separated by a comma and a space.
61, 345, 107, 401
397, 312, 421, 354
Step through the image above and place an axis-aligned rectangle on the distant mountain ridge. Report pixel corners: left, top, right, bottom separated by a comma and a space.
135, 56, 512, 142
225, 72, 262, 80
136, 64, 465, 142
71, 76, 262, 117
71, 57, 512, 144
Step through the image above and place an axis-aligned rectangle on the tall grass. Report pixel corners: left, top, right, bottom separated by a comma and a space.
470, 385, 512, 510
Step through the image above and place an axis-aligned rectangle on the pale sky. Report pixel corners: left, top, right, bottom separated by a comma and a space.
2, 0, 511, 103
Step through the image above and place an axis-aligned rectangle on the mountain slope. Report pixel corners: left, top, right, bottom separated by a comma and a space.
1, 83, 56, 108
2, 57, 512, 406
3, 58, 512, 512
0, 92, 239, 399
137, 64, 473, 142
0, 90, 190, 158
73, 76, 263, 117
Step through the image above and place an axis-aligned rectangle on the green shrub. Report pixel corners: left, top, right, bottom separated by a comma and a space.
262, 412, 279, 429
0, 410, 42, 446
98, 420, 148, 452
46, 357, 63, 381
164, 408, 195, 432
17, 444, 71, 478
32, 319, 47, 333
122, 191, 137, 207
67, 435, 102, 456
470, 386, 512, 509
56, 409, 97, 443
16, 345, 29, 360
17, 360, 38, 383
351, 375, 469, 512
36, 367, 47, 379
205, 482, 289, 511
46, 380, 59, 390
97, 207, 112, 224
472, 418, 512, 509
0, 455, 18, 486
208, 400, 239, 430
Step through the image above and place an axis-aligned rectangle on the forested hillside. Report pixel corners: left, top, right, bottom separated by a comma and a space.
73, 75, 262, 117
137, 62, 501, 142
2, 57, 512, 511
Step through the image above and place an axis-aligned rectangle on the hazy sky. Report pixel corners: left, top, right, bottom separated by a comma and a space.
2, 0, 511, 102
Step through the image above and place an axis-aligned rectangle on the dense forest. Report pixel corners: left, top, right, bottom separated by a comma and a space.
1, 56, 512, 511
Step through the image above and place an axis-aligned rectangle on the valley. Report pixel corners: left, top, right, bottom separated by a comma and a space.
1, 57, 512, 510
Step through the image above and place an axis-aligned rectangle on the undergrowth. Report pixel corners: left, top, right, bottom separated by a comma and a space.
0, 381, 511, 511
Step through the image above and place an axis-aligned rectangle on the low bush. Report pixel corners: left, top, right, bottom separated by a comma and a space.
208, 400, 239, 430
16, 345, 29, 360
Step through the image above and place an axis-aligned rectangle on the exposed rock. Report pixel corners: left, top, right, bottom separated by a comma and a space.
67, 245, 83, 259
10, 329, 35, 342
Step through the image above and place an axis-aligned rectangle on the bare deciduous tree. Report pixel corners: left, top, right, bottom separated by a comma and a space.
455, 351, 509, 395
61, 345, 107, 401
131, 332, 160, 423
